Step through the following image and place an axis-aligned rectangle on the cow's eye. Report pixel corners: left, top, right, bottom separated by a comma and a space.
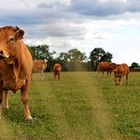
8, 36, 15, 43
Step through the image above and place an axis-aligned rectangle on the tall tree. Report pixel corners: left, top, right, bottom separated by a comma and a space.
56, 48, 87, 71
100, 52, 113, 62
89, 48, 113, 71
89, 48, 113, 62
131, 62, 139, 68
89, 48, 106, 62
59, 52, 69, 63
29, 44, 51, 60
67, 48, 87, 62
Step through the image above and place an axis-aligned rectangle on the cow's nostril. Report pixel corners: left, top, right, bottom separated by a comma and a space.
0, 49, 3, 55
0, 49, 3, 56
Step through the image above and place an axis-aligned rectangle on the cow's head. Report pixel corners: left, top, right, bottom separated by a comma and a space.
110, 63, 117, 70
0, 26, 24, 64
113, 64, 120, 73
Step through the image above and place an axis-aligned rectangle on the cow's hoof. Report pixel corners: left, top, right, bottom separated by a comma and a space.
25, 116, 33, 122
2, 105, 9, 109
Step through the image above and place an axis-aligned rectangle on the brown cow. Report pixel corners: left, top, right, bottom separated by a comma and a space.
0, 26, 33, 121
32, 60, 47, 80
114, 63, 129, 85
97, 61, 116, 77
53, 63, 62, 80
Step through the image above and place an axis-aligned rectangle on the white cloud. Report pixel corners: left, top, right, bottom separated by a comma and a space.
0, 0, 140, 66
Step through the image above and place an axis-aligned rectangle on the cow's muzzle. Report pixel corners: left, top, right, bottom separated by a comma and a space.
0, 49, 9, 59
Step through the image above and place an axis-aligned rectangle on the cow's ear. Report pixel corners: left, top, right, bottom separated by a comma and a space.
15, 29, 24, 40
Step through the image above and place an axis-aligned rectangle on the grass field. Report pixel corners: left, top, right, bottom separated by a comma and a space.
0, 72, 140, 140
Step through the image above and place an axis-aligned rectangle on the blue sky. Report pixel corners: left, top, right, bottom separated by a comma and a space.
0, 0, 140, 66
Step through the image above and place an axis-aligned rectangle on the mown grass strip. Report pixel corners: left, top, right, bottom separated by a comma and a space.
69, 72, 121, 140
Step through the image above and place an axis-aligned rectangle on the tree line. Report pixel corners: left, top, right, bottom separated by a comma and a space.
27, 44, 138, 72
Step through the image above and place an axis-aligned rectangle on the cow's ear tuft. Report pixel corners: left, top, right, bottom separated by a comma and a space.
16, 29, 24, 40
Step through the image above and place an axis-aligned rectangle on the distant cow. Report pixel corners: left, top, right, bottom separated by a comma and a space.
114, 63, 129, 85
0, 26, 33, 121
53, 64, 62, 80
97, 61, 116, 77
32, 60, 47, 80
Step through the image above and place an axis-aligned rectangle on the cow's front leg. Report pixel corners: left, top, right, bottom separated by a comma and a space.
0, 86, 3, 104
2, 91, 9, 109
54, 72, 56, 80
114, 76, 118, 86
41, 71, 44, 80
126, 74, 128, 85
21, 84, 32, 121
58, 72, 60, 80
0, 93, 3, 104
0, 85, 3, 120
118, 77, 121, 85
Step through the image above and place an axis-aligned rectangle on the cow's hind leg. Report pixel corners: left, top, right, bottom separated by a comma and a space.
41, 71, 44, 80
126, 74, 128, 85
118, 77, 121, 85
97, 71, 100, 77
54, 71, 57, 80
0, 92, 3, 104
107, 71, 109, 77
58, 74, 60, 80
0, 84, 3, 120
114, 76, 118, 86
0, 82, 3, 104
2, 91, 9, 109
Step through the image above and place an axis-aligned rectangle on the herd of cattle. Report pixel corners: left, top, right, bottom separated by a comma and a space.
0, 26, 129, 121
32, 60, 61, 80
96, 61, 129, 86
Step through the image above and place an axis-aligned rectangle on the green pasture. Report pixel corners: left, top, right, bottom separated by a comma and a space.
0, 72, 140, 140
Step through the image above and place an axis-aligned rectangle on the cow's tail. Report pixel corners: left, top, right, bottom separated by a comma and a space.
57, 67, 61, 72
43, 62, 47, 72
96, 64, 100, 77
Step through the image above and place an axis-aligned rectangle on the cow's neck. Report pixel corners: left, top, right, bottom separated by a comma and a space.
11, 60, 21, 82
9, 41, 30, 81
11, 42, 24, 81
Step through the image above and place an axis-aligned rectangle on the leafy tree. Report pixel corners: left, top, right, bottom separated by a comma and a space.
56, 52, 69, 71
89, 48, 113, 71
56, 48, 87, 71
67, 49, 87, 71
29, 44, 51, 60
59, 52, 69, 63
89, 48, 105, 62
67, 48, 87, 62
100, 52, 112, 62
131, 62, 139, 68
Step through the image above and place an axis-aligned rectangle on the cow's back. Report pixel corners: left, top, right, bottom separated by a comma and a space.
53, 64, 61, 71
98, 62, 111, 71
33, 60, 47, 72
53, 63, 62, 80
114, 63, 129, 85
115, 63, 129, 75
